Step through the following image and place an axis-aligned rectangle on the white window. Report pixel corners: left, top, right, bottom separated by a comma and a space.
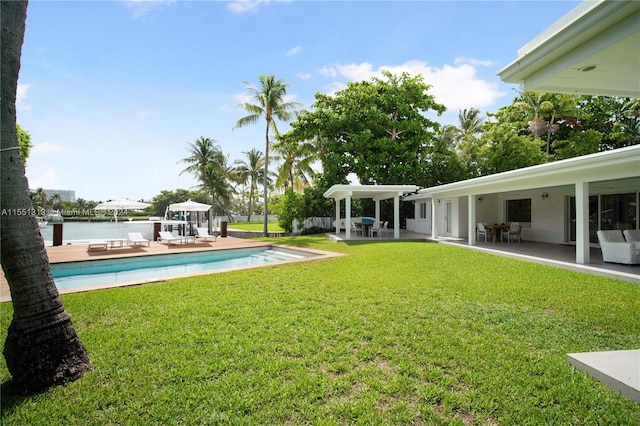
419, 202, 428, 219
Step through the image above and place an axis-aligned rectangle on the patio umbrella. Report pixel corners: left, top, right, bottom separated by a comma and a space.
169, 199, 212, 233
94, 198, 151, 236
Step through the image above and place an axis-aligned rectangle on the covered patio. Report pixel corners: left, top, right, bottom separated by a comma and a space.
324, 184, 418, 240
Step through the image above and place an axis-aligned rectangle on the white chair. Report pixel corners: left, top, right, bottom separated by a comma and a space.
128, 232, 150, 247
369, 221, 382, 238
501, 222, 521, 243
195, 227, 217, 242
597, 230, 640, 264
351, 221, 363, 237
158, 231, 185, 245
477, 223, 490, 242
380, 221, 389, 237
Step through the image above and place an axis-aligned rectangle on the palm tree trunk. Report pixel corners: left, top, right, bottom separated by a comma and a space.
263, 121, 270, 237
1, 0, 91, 395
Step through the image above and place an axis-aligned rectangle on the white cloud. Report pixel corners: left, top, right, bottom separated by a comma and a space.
16, 83, 30, 110
125, 0, 175, 19
296, 73, 312, 80
227, 0, 270, 14
319, 66, 338, 78
285, 46, 302, 57
320, 59, 505, 111
454, 56, 494, 67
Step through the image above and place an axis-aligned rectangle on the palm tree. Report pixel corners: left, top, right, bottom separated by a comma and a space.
234, 75, 301, 236
200, 157, 236, 224
233, 148, 265, 221
1, 0, 92, 395
456, 108, 484, 139
514, 91, 581, 154
272, 133, 316, 192
178, 137, 224, 232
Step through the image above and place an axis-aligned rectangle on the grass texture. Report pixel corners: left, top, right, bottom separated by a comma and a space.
1, 236, 639, 425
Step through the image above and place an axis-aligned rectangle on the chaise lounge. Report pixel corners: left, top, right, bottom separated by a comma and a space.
195, 227, 216, 242
128, 232, 150, 247
596, 230, 640, 265
158, 231, 186, 245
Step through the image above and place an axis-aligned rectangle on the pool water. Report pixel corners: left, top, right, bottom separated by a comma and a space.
51, 247, 311, 289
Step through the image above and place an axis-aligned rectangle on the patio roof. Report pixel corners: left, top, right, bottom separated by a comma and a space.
324, 184, 419, 201
408, 145, 640, 199
498, 0, 640, 97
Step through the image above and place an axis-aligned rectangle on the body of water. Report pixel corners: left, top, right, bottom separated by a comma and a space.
40, 221, 166, 244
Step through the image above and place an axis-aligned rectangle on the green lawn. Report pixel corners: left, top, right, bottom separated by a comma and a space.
2, 235, 639, 425
226, 221, 284, 232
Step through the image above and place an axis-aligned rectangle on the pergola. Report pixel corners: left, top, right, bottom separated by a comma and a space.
324, 185, 419, 239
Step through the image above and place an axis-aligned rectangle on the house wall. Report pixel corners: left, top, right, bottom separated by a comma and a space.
407, 200, 432, 234
421, 188, 569, 243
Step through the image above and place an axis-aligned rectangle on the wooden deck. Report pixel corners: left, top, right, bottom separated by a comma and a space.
0, 237, 298, 302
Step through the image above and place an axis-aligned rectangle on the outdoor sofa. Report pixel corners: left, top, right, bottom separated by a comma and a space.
597, 230, 640, 265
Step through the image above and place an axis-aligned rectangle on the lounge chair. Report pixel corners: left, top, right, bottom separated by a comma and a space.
158, 231, 185, 245
87, 240, 108, 250
195, 227, 216, 242
128, 232, 150, 247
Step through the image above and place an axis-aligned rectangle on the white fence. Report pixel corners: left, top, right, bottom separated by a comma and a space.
292, 217, 334, 234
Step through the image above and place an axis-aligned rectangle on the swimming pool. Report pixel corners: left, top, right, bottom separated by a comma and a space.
51, 247, 314, 289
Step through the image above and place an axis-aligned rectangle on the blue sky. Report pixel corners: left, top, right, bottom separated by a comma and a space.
17, 0, 581, 202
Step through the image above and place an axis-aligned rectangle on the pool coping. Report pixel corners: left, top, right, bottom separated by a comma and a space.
1, 237, 343, 302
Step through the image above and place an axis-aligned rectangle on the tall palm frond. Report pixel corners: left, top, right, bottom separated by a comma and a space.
234, 75, 301, 236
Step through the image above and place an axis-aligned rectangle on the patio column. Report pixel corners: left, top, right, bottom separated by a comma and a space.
334, 199, 341, 236
345, 194, 352, 239
468, 194, 476, 245
375, 199, 381, 223
393, 193, 400, 239
432, 199, 439, 239
575, 181, 590, 264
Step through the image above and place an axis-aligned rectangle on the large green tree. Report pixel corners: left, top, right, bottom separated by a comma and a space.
234, 75, 301, 236
289, 71, 446, 186
1, 0, 92, 395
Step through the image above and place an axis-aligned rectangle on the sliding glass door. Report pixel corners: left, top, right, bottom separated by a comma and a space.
568, 192, 638, 244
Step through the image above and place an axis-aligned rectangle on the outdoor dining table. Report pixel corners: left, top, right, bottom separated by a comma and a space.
484, 224, 510, 243
355, 222, 373, 237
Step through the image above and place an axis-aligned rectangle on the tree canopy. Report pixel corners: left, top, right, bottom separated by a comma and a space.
287, 71, 447, 186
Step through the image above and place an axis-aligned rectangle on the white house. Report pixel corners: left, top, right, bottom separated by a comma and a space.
406, 146, 639, 265
407, 0, 640, 266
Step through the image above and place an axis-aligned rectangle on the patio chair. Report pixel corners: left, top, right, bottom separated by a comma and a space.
501, 222, 521, 243
380, 221, 389, 237
369, 221, 382, 238
158, 231, 185, 245
128, 232, 150, 247
351, 221, 363, 237
195, 227, 217, 242
476, 223, 490, 242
